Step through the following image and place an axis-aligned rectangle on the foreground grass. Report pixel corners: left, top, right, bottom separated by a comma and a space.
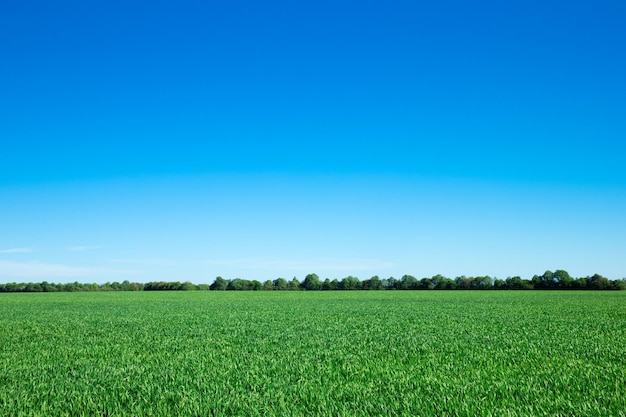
1, 291, 625, 416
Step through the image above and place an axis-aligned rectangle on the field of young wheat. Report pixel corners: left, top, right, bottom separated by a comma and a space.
1, 291, 624, 416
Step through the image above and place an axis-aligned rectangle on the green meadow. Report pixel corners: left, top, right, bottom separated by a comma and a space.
1, 291, 625, 416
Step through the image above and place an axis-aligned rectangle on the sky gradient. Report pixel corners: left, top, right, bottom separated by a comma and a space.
1, 0, 625, 283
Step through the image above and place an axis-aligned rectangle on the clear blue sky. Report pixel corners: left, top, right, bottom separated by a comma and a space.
1, 0, 625, 283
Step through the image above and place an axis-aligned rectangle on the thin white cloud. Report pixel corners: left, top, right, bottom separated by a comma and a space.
0, 248, 33, 254
0, 260, 140, 279
68, 246, 101, 252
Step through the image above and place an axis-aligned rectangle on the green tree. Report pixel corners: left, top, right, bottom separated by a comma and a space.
384, 277, 399, 290
470, 276, 493, 290
24, 283, 42, 292
506, 276, 532, 290
273, 277, 288, 290
322, 278, 339, 290
340, 276, 361, 290
400, 275, 418, 290
588, 273, 609, 290
227, 278, 249, 291
210, 276, 228, 291
610, 278, 626, 290
455, 276, 472, 290
41, 281, 57, 292
287, 277, 301, 290
553, 269, 573, 289
494, 279, 506, 289
182, 281, 197, 291
365, 275, 383, 290
419, 277, 433, 290
302, 273, 321, 290
432, 275, 455, 290
533, 270, 555, 289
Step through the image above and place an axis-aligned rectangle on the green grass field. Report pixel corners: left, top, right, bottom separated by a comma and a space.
1, 291, 625, 416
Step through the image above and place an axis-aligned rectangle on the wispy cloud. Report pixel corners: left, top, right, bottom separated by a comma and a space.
0, 248, 33, 254
0, 260, 140, 279
68, 246, 101, 252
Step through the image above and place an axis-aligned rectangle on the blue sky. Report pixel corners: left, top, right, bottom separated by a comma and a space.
1, 0, 625, 283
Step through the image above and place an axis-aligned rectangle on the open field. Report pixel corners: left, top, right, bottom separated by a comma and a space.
1, 291, 625, 416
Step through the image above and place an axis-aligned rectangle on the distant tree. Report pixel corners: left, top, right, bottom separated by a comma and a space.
471, 276, 493, 290
430, 275, 444, 289
493, 279, 506, 290
340, 276, 361, 290
24, 283, 42, 292
322, 278, 339, 290
572, 277, 588, 289
302, 273, 321, 291
227, 278, 247, 291
41, 281, 57, 292
210, 276, 228, 291
273, 277, 288, 290
419, 277, 433, 290
542, 270, 555, 288
365, 275, 383, 290
287, 277, 301, 290
611, 278, 626, 290
182, 281, 197, 291
430, 275, 455, 290
400, 275, 418, 290
553, 269, 573, 289
385, 277, 399, 290
588, 274, 609, 290
3, 283, 22, 292
64, 282, 80, 292
455, 276, 472, 290
437, 277, 456, 290
532, 270, 555, 289
506, 276, 532, 290
4, 270, 621, 293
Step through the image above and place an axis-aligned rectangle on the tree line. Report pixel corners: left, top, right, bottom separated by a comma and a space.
0, 270, 624, 292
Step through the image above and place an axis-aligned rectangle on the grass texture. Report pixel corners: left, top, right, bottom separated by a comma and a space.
1, 291, 625, 416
